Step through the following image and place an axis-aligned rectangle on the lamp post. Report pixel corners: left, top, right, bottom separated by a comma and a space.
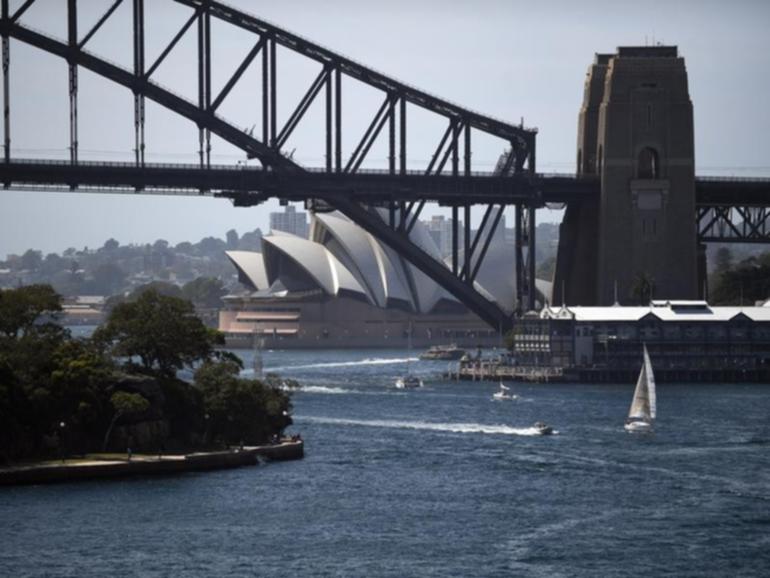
59, 421, 66, 464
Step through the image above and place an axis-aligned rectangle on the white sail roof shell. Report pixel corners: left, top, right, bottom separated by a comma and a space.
225, 250, 268, 291
311, 212, 414, 309
261, 233, 369, 300
372, 208, 455, 313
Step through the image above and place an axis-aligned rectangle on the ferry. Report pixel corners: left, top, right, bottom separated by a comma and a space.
419, 344, 466, 361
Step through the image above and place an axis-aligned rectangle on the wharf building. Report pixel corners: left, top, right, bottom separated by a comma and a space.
509, 300, 770, 382
219, 211, 549, 349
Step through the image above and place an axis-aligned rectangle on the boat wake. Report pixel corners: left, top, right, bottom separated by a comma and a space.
298, 416, 553, 436
268, 357, 419, 372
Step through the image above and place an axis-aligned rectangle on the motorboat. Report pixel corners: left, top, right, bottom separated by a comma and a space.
395, 375, 423, 389
492, 381, 518, 400
419, 344, 466, 361
533, 421, 553, 435
624, 343, 656, 433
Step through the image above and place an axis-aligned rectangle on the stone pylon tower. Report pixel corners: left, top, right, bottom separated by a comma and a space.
554, 46, 698, 305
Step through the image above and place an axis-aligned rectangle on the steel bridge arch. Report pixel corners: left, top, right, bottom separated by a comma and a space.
0, 0, 540, 330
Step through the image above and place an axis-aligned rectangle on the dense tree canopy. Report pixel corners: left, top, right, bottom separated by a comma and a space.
0, 285, 294, 464
0, 283, 61, 338
195, 359, 292, 445
95, 289, 223, 378
710, 254, 770, 305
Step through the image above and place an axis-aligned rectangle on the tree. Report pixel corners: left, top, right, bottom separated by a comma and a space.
102, 238, 120, 252
102, 391, 150, 451
41, 253, 66, 276
196, 236, 226, 255
194, 358, 292, 445
89, 263, 127, 296
0, 284, 62, 338
239, 229, 263, 251
20, 249, 43, 272
94, 289, 223, 377
182, 277, 226, 308
629, 272, 655, 305
711, 257, 770, 305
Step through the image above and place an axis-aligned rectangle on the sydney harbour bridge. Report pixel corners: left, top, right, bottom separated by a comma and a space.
2, 0, 769, 331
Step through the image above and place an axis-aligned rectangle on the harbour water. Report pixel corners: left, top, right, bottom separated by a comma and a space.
1, 348, 769, 576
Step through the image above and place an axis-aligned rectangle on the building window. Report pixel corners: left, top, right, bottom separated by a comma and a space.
638, 147, 659, 179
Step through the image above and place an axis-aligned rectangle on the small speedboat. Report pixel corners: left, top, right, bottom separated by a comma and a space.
395, 374, 423, 389
419, 344, 466, 361
492, 382, 518, 401
533, 421, 553, 435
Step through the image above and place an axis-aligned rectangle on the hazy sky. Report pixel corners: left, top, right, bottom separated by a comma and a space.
1, 0, 769, 258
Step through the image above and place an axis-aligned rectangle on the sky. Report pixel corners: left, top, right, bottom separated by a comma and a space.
1, 0, 769, 258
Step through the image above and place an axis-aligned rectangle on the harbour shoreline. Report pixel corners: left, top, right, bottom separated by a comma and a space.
0, 439, 304, 486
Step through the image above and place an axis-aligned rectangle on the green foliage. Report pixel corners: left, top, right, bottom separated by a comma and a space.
20, 249, 43, 271
195, 359, 292, 445
103, 391, 150, 451
0, 285, 295, 463
95, 289, 223, 377
88, 263, 127, 296
710, 256, 770, 305
0, 284, 62, 338
629, 272, 655, 305
110, 391, 150, 416
182, 277, 226, 308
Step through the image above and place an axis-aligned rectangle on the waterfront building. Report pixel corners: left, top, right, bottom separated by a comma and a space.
509, 300, 770, 381
269, 205, 309, 238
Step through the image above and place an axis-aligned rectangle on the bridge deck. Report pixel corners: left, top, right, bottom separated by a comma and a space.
3, 160, 769, 208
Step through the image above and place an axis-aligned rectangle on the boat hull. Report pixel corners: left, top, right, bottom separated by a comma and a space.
624, 420, 653, 433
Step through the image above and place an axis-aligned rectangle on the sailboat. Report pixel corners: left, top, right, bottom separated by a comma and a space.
396, 322, 422, 389
492, 381, 517, 400
624, 343, 656, 433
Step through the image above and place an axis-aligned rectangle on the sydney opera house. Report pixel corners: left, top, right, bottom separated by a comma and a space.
219, 210, 547, 348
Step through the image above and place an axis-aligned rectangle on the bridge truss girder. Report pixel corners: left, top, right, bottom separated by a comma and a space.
697, 205, 770, 243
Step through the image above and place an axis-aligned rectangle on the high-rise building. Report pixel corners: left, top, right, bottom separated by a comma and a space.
269, 205, 309, 238
425, 215, 464, 259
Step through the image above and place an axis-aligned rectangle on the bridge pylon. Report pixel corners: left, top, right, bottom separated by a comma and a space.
554, 46, 699, 306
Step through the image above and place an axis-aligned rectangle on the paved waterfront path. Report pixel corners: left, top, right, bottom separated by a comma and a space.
0, 440, 303, 486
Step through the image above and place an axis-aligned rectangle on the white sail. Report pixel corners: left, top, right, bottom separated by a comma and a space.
628, 344, 655, 421
644, 344, 656, 419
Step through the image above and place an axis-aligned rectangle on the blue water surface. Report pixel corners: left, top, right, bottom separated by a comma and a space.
1, 348, 769, 577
